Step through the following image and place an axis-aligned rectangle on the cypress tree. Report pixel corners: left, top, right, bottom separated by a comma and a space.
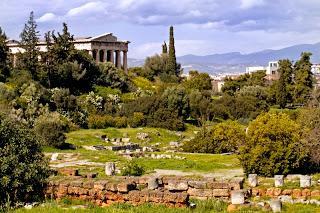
293, 52, 314, 104
276, 59, 293, 108
167, 26, 177, 76
162, 41, 168, 54
0, 27, 9, 81
19, 11, 40, 78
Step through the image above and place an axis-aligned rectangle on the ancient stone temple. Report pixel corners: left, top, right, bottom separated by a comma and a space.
7, 33, 130, 73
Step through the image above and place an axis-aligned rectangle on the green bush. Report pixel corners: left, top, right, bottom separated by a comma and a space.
121, 160, 145, 176
0, 116, 50, 209
182, 120, 246, 154
114, 116, 128, 128
239, 112, 310, 177
34, 112, 70, 148
88, 114, 114, 129
128, 112, 145, 128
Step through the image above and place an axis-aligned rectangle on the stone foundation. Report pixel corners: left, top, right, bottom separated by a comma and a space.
46, 176, 244, 207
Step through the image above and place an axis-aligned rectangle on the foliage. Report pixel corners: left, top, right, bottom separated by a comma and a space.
182, 120, 246, 154
88, 114, 115, 129
276, 59, 294, 108
34, 112, 70, 147
0, 116, 49, 209
143, 54, 168, 81
293, 52, 314, 104
0, 27, 10, 82
121, 160, 145, 176
167, 26, 179, 79
128, 112, 145, 128
19, 11, 39, 78
183, 71, 212, 91
239, 112, 310, 176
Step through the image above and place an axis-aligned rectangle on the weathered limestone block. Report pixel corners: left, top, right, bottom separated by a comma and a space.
94, 181, 108, 190
274, 188, 282, 197
248, 174, 258, 187
78, 187, 89, 195
274, 175, 284, 187
207, 181, 229, 189
166, 180, 189, 191
251, 188, 259, 196
83, 181, 94, 189
187, 188, 212, 197
231, 190, 245, 205
106, 183, 118, 192
106, 191, 125, 202
70, 180, 83, 187
59, 168, 79, 176
270, 199, 281, 213
292, 189, 302, 198
127, 190, 141, 203
301, 189, 311, 197
105, 162, 116, 176
212, 189, 229, 197
266, 188, 274, 197
117, 182, 136, 193
311, 190, 320, 197
147, 177, 159, 190
149, 191, 164, 203
300, 175, 311, 188
176, 193, 189, 203
281, 189, 292, 196
229, 177, 244, 190
188, 180, 207, 189
259, 188, 266, 196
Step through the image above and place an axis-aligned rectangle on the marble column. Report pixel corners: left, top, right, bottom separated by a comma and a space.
116, 50, 121, 69
123, 50, 128, 73
110, 50, 115, 65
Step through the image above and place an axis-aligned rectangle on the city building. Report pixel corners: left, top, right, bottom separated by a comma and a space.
7, 33, 130, 72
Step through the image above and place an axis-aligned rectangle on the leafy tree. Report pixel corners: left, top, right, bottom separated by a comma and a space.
19, 11, 40, 78
293, 52, 314, 104
239, 112, 309, 176
276, 59, 294, 108
183, 120, 246, 154
0, 116, 49, 209
143, 54, 168, 81
184, 71, 212, 91
121, 160, 145, 176
34, 112, 70, 147
189, 90, 213, 129
0, 27, 10, 81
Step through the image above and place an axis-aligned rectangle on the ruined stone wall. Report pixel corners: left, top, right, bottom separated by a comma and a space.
46, 176, 243, 207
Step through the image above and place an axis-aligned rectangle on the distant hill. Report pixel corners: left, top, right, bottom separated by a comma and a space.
128, 42, 320, 75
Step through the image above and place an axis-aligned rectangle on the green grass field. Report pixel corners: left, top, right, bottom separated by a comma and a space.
13, 199, 320, 213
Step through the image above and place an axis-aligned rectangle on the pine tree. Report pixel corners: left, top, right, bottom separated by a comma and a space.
162, 41, 168, 54
0, 27, 9, 81
167, 26, 177, 76
276, 59, 293, 108
19, 11, 40, 78
293, 52, 314, 104
51, 23, 75, 63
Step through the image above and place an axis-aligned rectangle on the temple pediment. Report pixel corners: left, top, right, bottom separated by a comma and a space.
89, 33, 117, 42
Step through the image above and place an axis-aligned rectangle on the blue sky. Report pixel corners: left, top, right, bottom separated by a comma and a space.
1, 0, 320, 59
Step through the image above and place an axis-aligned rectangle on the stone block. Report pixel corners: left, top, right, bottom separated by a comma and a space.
282, 189, 292, 196
270, 199, 281, 212
311, 190, 320, 197
274, 188, 282, 196
208, 182, 230, 189
70, 181, 83, 187
188, 180, 207, 189
301, 189, 311, 197
231, 190, 245, 205
292, 189, 302, 198
59, 168, 79, 176
166, 180, 188, 191
300, 175, 311, 188
229, 177, 244, 190
187, 188, 212, 197
248, 174, 258, 187
147, 177, 159, 190
94, 181, 108, 190
212, 189, 229, 197
83, 181, 94, 189
127, 190, 141, 203
105, 162, 116, 176
274, 175, 284, 187
149, 191, 164, 203
117, 182, 136, 193
106, 183, 118, 192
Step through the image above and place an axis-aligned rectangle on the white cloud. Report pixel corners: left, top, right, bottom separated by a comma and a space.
240, 0, 265, 9
36, 12, 57, 22
66, 1, 105, 17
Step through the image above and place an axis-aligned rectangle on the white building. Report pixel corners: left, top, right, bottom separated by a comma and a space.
311, 64, 320, 74
266, 61, 279, 75
246, 66, 265, 74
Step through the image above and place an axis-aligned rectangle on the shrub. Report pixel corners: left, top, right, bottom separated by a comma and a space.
182, 121, 246, 154
34, 112, 70, 148
0, 116, 50, 209
88, 114, 114, 129
121, 160, 145, 176
114, 116, 128, 128
128, 112, 145, 128
239, 112, 310, 177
